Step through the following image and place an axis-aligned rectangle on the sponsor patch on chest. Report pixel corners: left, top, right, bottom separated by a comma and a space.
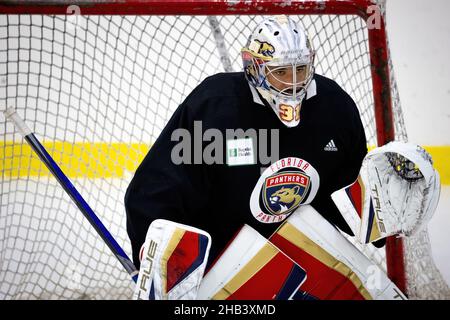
226, 138, 256, 166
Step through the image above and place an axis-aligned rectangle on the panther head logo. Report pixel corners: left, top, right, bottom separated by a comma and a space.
269, 186, 302, 215
261, 170, 311, 217
256, 41, 275, 58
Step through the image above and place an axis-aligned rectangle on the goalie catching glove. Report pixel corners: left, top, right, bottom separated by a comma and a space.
331, 141, 441, 244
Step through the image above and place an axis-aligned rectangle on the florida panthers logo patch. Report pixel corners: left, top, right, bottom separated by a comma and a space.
250, 157, 320, 224
263, 171, 310, 216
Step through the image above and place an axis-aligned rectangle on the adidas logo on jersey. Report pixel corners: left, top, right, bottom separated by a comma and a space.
324, 139, 338, 151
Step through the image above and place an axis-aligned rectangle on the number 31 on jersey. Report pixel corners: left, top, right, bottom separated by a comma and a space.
279, 104, 301, 122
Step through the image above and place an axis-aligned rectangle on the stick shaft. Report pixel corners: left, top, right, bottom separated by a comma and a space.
4, 108, 138, 283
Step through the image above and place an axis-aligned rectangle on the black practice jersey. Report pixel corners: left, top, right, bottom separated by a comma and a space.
125, 72, 368, 269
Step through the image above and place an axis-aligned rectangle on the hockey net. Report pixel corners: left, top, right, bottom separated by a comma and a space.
0, 0, 448, 299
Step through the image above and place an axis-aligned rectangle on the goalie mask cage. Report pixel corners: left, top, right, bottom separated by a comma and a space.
0, 0, 448, 299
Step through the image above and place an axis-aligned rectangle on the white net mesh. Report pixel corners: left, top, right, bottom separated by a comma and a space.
0, 6, 448, 299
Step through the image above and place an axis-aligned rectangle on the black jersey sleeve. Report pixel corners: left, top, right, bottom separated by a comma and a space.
311, 86, 368, 236
124, 100, 212, 269
340, 92, 368, 187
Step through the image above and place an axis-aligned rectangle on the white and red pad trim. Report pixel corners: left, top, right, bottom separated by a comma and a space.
270, 205, 406, 300
134, 219, 211, 300
197, 225, 306, 300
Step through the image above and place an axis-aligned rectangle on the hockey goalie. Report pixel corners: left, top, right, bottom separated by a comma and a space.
133, 141, 440, 300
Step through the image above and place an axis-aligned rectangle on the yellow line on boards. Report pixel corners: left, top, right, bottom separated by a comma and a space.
1, 142, 449, 184
0, 142, 150, 179
422, 146, 450, 186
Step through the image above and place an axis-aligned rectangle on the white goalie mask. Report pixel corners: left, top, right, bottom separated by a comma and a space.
332, 141, 441, 244
242, 15, 315, 127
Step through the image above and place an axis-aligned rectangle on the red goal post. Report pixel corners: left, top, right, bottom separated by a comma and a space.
1, 0, 410, 298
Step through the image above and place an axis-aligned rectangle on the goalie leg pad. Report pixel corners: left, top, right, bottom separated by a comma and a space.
133, 219, 211, 300
197, 225, 307, 300
270, 205, 407, 300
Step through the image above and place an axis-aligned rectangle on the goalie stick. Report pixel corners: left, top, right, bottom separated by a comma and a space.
3, 107, 139, 283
